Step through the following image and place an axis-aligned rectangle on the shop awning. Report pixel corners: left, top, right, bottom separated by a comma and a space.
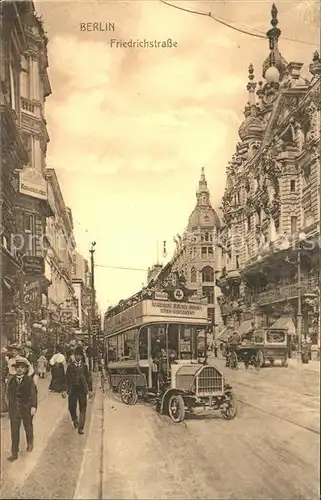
270, 317, 296, 335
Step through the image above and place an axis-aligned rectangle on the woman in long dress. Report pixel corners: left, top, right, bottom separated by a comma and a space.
37, 352, 48, 378
49, 346, 66, 393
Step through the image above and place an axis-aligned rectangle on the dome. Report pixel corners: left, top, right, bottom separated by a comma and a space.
238, 115, 264, 141
265, 65, 280, 83
187, 206, 221, 231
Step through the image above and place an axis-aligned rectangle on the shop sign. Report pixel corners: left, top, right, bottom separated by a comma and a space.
22, 256, 45, 276
23, 280, 41, 308
60, 309, 73, 324
19, 166, 47, 200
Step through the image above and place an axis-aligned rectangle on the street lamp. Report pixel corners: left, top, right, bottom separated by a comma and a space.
285, 231, 306, 363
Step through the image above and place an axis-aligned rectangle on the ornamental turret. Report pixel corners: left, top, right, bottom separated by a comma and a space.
262, 3, 288, 83
238, 64, 264, 143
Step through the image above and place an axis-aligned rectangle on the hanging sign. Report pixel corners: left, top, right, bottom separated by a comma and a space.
22, 256, 45, 276
23, 281, 41, 308
19, 167, 47, 200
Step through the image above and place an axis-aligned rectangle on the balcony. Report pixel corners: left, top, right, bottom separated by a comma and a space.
256, 279, 318, 306
20, 97, 41, 118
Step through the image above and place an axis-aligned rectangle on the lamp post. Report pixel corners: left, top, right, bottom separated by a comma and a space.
285, 231, 306, 363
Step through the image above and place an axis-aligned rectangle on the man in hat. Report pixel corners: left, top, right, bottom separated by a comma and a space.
6, 356, 37, 461
64, 346, 92, 435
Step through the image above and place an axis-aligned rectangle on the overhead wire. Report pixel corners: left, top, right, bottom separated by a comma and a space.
159, 0, 317, 46
95, 264, 148, 272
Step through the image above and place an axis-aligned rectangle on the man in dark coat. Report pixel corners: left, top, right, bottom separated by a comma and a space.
7, 356, 37, 461
65, 346, 92, 435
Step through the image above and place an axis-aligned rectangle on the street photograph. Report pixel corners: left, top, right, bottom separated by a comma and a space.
0, 0, 320, 499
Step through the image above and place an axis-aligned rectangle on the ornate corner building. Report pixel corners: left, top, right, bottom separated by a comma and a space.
169, 168, 223, 330
217, 5, 320, 345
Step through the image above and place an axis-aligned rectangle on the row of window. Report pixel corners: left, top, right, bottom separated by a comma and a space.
189, 247, 214, 260
235, 175, 311, 205
190, 266, 215, 283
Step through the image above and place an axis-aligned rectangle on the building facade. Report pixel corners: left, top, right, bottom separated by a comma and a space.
44, 168, 78, 341
71, 251, 92, 336
170, 168, 222, 332
1, 1, 53, 344
217, 5, 320, 345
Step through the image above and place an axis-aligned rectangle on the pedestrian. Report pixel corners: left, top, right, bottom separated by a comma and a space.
64, 346, 92, 435
37, 352, 47, 379
6, 356, 37, 462
49, 346, 66, 393
1, 347, 9, 414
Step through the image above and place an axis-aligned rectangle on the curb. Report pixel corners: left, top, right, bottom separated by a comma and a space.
73, 382, 105, 500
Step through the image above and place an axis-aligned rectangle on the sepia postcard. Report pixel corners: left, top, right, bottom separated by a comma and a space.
0, 0, 320, 499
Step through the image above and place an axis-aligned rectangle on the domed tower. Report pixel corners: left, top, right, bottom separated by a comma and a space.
180, 168, 222, 331
187, 167, 221, 232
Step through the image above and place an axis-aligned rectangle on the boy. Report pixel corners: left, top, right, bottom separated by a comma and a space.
65, 346, 92, 435
7, 356, 37, 461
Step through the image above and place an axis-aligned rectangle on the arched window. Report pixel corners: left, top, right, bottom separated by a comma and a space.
205, 232, 209, 242
202, 266, 214, 282
191, 267, 197, 283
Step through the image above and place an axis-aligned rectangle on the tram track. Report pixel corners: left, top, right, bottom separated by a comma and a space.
219, 370, 320, 435
237, 398, 320, 435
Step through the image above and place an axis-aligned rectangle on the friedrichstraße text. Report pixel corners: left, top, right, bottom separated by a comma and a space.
110, 38, 178, 48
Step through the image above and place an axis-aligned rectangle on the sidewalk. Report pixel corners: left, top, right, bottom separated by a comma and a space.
0, 376, 68, 490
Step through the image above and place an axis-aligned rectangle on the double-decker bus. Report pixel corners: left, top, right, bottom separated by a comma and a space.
103, 290, 209, 392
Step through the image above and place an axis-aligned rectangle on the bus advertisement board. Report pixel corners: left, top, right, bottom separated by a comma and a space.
145, 300, 207, 319
104, 299, 208, 335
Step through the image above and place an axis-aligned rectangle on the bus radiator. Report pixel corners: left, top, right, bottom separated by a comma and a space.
196, 366, 224, 396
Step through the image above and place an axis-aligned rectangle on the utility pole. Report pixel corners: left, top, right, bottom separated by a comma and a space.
297, 247, 302, 362
89, 241, 96, 371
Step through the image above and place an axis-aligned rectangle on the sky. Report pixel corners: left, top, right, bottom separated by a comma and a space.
36, 0, 320, 312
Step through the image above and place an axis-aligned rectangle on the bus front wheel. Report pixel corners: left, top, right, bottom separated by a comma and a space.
119, 378, 138, 405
